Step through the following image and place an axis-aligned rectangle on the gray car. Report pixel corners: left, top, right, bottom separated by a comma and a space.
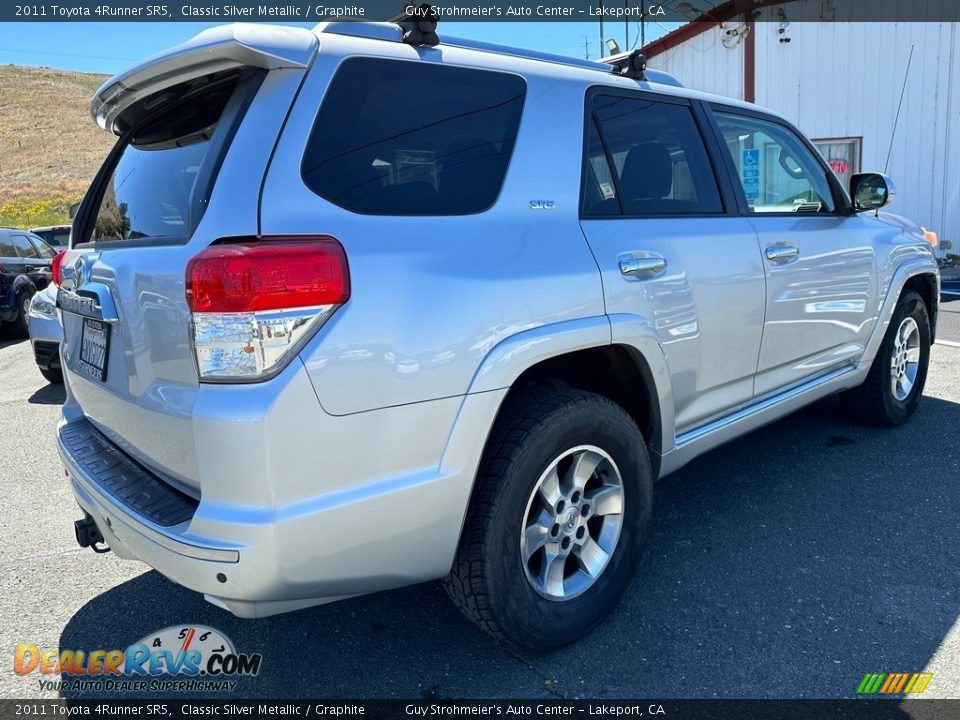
56, 21, 939, 650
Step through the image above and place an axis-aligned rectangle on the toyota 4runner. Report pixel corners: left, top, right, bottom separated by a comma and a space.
57, 21, 940, 650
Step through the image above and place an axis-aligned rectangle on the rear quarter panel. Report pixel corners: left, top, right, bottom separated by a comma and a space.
260, 36, 606, 415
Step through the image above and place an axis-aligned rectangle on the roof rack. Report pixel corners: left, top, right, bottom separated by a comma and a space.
315, 21, 683, 87
601, 49, 647, 80
390, 3, 439, 47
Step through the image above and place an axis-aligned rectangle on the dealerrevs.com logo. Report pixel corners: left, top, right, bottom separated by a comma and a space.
14, 625, 262, 693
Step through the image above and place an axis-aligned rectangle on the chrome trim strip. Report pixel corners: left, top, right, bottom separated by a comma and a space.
57, 284, 120, 322
675, 364, 857, 448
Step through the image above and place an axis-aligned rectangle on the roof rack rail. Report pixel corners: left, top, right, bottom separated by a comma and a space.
314, 22, 683, 87
601, 49, 647, 80
390, 3, 439, 47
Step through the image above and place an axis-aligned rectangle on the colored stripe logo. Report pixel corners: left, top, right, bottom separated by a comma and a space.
857, 673, 933, 695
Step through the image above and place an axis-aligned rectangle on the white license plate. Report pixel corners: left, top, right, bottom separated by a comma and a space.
79, 318, 110, 381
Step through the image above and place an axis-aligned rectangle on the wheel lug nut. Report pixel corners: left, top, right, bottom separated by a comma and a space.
556, 499, 566, 514
581, 504, 590, 516
550, 523, 560, 537
576, 526, 586, 540
561, 537, 571, 550
571, 490, 581, 503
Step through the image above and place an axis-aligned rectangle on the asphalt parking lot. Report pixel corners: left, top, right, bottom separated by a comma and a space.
1, 307, 958, 701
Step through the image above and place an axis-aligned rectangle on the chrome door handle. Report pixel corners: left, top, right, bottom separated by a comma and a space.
766, 244, 800, 261
619, 255, 667, 277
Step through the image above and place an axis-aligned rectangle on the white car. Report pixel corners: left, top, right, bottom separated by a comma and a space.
27, 283, 63, 383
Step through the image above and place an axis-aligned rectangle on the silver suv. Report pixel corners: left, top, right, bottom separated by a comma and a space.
58, 21, 939, 650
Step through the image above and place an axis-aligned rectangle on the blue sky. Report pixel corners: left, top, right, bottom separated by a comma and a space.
0, 21, 673, 75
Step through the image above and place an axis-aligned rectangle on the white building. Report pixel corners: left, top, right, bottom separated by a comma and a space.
642, 1, 958, 256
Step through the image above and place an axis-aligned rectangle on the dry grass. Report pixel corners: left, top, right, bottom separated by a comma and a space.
0, 65, 115, 223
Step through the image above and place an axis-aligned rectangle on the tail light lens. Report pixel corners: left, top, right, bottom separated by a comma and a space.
186, 237, 349, 381
51, 250, 66, 286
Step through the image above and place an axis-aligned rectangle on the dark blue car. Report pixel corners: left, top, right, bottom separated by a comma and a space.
0, 228, 55, 335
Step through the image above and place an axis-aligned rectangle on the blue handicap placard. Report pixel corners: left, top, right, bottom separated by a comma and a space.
741, 147, 760, 200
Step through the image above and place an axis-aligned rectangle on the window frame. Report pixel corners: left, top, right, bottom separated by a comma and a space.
703, 103, 853, 217
299, 56, 528, 218
579, 86, 739, 220
812, 136, 862, 188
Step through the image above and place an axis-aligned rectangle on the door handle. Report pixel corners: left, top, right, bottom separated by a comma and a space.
765, 244, 800, 261
619, 255, 667, 277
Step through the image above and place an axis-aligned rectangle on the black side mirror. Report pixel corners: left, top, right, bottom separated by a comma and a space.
850, 172, 895, 212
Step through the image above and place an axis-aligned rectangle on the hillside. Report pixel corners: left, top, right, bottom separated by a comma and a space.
0, 65, 114, 226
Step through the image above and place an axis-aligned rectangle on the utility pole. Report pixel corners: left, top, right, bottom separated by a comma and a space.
599, 1, 604, 57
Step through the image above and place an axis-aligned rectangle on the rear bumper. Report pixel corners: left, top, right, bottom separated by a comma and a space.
28, 309, 62, 369
59, 362, 492, 618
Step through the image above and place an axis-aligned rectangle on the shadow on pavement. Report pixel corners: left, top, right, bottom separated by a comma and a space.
28, 382, 66, 405
0, 328, 28, 350
59, 395, 960, 699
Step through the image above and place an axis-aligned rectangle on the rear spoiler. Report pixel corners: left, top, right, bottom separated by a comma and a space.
91, 23, 317, 135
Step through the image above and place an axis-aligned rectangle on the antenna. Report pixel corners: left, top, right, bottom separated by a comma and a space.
885, 44, 915, 173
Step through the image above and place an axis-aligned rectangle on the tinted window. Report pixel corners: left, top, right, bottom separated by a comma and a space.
88, 73, 243, 243
583, 95, 723, 216
11, 234, 40, 259
302, 58, 525, 216
0, 236, 14, 257
714, 111, 835, 213
29, 236, 56, 259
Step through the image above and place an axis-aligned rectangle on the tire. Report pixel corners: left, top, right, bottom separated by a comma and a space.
444, 383, 653, 651
841, 290, 930, 426
40, 366, 63, 384
16, 289, 34, 337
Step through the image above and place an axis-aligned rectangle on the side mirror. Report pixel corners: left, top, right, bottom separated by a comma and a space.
850, 172, 895, 212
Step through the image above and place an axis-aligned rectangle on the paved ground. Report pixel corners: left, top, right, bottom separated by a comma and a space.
1, 313, 959, 700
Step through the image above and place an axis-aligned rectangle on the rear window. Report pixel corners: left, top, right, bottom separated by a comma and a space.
85, 72, 250, 244
302, 58, 526, 216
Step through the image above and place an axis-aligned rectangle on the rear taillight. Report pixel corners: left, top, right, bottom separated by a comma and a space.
186, 237, 349, 381
51, 250, 66, 286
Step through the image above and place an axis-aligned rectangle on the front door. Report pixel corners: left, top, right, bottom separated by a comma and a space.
579, 91, 767, 435
710, 108, 878, 396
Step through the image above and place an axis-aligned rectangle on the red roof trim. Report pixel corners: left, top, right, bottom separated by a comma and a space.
642, 0, 794, 59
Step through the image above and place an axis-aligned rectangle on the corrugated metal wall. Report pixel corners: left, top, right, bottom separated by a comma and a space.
647, 10, 959, 252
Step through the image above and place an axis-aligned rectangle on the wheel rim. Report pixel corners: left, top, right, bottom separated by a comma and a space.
21, 294, 31, 317
890, 316, 921, 401
520, 445, 624, 602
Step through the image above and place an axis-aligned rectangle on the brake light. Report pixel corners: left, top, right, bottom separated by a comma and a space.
51, 250, 66, 286
186, 237, 350, 381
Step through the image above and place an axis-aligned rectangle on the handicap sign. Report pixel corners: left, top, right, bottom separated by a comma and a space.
741, 148, 760, 200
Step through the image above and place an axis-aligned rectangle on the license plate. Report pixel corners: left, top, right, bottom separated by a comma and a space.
79, 318, 110, 382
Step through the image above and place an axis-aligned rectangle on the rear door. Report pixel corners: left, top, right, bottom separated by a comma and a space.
708, 107, 878, 396
578, 90, 767, 435
10, 233, 50, 288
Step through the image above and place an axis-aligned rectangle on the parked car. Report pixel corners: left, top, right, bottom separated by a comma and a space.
57, 22, 939, 650
27, 283, 63, 383
30, 225, 71, 252
0, 227, 54, 335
